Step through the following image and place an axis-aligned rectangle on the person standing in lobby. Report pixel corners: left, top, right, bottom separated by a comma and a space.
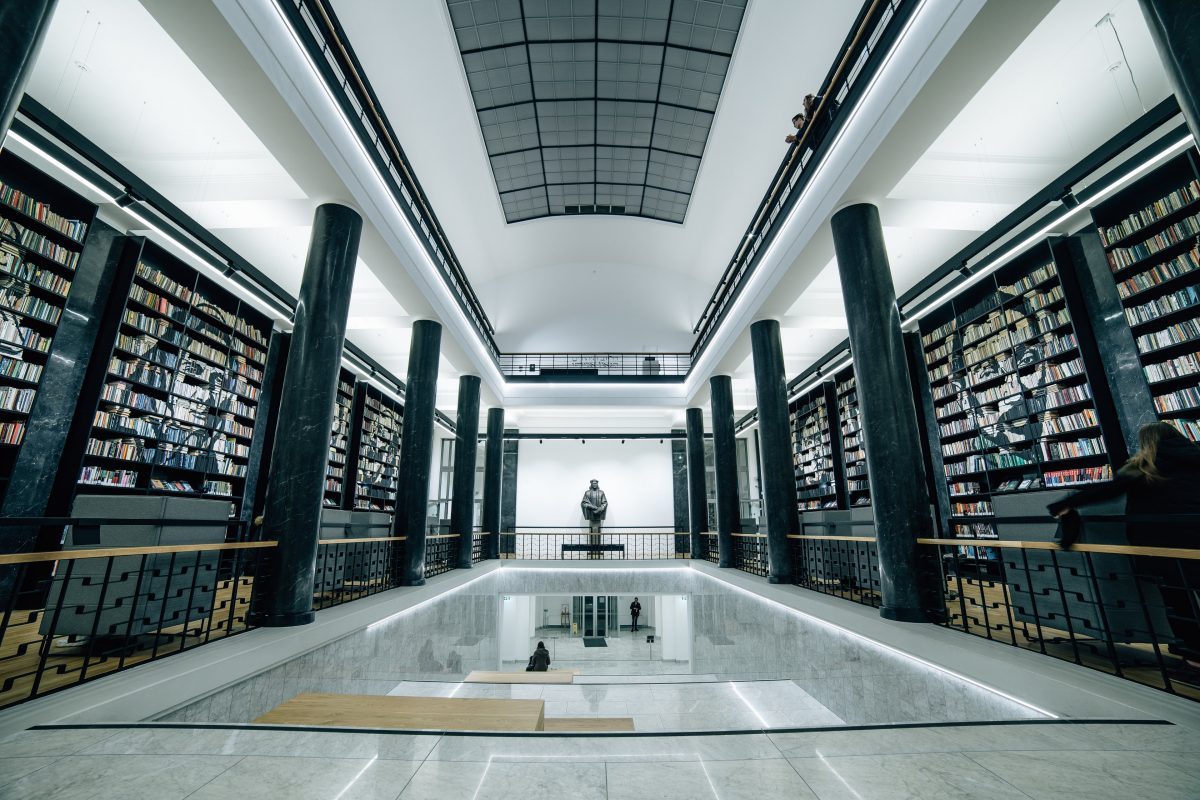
630, 597, 642, 632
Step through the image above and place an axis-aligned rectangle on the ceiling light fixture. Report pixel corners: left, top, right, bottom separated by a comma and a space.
4, 130, 119, 203
123, 205, 294, 321
787, 355, 853, 403
901, 132, 1195, 329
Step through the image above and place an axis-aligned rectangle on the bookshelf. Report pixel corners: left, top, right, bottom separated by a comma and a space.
0, 151, 96, 497
1091, 149, 1200, 442
78, 240, 272, 517
918, 244, 1114, 567
835, 367, 870, 507
352, 383, 402, 513
788, 383, 838, 512
324, 368, 356, 508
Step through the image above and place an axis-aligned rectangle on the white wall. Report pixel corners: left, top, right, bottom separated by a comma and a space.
515, 439, 674, 527
499, 594, 534, 662
658, 595, 691, 662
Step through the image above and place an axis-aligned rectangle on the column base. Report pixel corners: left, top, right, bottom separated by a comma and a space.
768, 574, 791, 584
247, 610, 316, 627
880, 605, 932, 623
456, 562, 474, 571
718, 560, 733, 568
403, 577, 427, 587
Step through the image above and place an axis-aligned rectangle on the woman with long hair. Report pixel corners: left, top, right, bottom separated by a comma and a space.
1048, 422, 1200, 672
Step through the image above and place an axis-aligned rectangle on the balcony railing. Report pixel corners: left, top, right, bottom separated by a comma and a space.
691, 0, 910, 359
499, 353, 690, 380
500, 528, 687, 560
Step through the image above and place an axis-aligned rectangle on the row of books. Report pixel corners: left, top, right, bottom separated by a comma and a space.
0, 180, 89, 241
1100, 178, 1200, 247
1125, 283, 1199, 327
1107, 210, 1200, 270
1038, 436, 1105, 461
0, 385, 36, 413
136, 262, 268, 347
951, 501, 993, 517
1115, 245, 1199, 299
1135, 316, 1200, 354
0, 318, 50, 353
0, 217, 81, 269
1, 245, 72, 295
80, 466, 137, 487
0, 420, 24, 445
0, 356, 42, 384
1154, 385, 1200, 414
2, 293, 62, 325
1145, 351, 1200, 383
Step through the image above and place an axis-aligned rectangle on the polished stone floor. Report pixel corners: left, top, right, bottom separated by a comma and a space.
1, 720, 1198, 799
385, 678, 845, 731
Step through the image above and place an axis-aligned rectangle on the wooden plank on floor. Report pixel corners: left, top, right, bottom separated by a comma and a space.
464, 669, 577, 684
253, 692, 545, 731
544, 717, 635, 732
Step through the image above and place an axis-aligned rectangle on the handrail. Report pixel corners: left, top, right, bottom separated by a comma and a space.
0, 540, 277, 565
788, 534, 878, 542
731, 533, 767, 538
317, 536, 406, 544
508, 530, 684, 536
916, 537, 1200, 559
425, 533, 459, 540
691, 0, 900, 353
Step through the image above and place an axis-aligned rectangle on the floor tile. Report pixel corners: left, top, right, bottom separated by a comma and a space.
76, 726, 440, 761
606, 758, 819, 800
789, 751, 1033, 799
425, 732, 783, 763
0, 727, 117, 758
967, 749, 1200, 800
0, 756, 55, 788
398, 760, 607, 800
187, 755, 421, 800
0, 753, 241, 800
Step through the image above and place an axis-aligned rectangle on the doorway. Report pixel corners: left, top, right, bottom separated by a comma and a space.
573, 595, 617, 637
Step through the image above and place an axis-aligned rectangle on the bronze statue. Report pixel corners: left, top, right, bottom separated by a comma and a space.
580, 479, 608, 533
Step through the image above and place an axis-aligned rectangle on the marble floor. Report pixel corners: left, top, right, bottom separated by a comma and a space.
1, 720, 1198, 799
385, 678, 846, 731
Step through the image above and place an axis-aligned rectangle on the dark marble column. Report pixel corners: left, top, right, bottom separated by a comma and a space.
0, 223, 126, 606
251, 203, 361, 627
710, 375, 738, 568
670, 430, 689, 556
240, 330, 286, 531
501, 430, 519, 554
685, 407, 707, 559
1139, 0, 1200, 142
0, 0, 56, 141
451, 375, 481, 569
750, 319, 798, 583
831, 203, 942, 622
482, 408, 504, 559
1054, 233, 1158, 460
395, 320, 442, 586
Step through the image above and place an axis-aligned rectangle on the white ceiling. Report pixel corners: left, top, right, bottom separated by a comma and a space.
10, 0, 1178, 431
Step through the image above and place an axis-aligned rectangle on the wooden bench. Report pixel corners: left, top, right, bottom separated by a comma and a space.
254, 692, 545, 731
561, 543, 625, 557
465, 669, 578, 684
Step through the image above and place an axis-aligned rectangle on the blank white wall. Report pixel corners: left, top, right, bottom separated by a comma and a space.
515, 439, 674, 527
499, 594, 533, 662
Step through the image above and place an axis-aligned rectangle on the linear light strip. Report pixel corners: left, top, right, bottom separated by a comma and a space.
787, 355, 853, 404
901, 132, 1196, 328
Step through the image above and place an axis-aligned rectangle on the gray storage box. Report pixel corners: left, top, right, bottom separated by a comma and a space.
41, 495, 228, 638
345, 511, 393, 583
994, 489, 1172, 645
315, 509, 352, 593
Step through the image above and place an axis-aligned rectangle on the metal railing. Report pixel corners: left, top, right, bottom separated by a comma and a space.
424, 534, 457, 578
789, 533, 882, 608
498, 353, 690, 378
733, 533, 769, 577
472, 530, 488, 564
502, 528, 685, 560
918, 513, 1200, 702
0, 528, 275, 710
313, 535, 405, 611
691, 0, 908, 359
700, 532, 719, 564
282, 0, 499, 359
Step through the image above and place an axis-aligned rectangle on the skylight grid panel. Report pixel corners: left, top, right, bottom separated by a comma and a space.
596, 184, 642, 211
595, 146, 648, 184
669, 0, 744, 54
522, 0, 597, 40
547, 183, 595, 211
537, 100, 596, 147
543, 146, 596, 183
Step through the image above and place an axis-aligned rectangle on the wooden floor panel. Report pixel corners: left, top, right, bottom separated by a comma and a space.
254, 692, 546, 731
544, 717, 635, 732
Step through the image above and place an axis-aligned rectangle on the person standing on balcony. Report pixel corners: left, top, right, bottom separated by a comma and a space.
1048, 422, 1200, 675
784, 112, 806, 145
